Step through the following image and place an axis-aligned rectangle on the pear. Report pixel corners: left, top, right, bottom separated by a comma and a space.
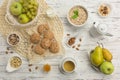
102, 48, 112, 62
90, 46, 104, 67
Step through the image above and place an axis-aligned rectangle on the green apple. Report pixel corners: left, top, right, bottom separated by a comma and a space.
100, 61, 114, 75
18, 14, 29, 24
19, 0, 24, 4
10, 2, 22, 16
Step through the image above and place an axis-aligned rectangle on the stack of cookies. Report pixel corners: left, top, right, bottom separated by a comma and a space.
30, 24, 59, 55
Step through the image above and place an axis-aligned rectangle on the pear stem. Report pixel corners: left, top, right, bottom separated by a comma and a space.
97, 41, 101, 46
101, 43, 104, 48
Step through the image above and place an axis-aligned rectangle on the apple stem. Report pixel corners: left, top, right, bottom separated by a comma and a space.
15, 5, 17, 8
108, 68, 111, 71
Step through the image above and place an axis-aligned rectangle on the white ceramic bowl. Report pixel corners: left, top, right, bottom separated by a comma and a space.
59, 57, 76, 74
97, 3, 112, 18
5, 0, 40, 27
7, 32, 21, 46
6, 55, 22, 72
67, 5, 88, 27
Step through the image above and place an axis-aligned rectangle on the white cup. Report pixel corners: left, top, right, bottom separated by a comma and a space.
60, 57, 76, 74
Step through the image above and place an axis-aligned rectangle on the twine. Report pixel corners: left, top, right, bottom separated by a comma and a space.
0, 0, 64, 64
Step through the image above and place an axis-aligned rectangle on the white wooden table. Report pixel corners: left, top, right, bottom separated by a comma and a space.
0, 0, 120, 80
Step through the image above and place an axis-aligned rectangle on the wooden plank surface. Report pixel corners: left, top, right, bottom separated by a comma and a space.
0, 0, 120, 80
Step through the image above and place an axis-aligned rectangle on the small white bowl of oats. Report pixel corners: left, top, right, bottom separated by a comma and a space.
67, 5, 88, 27
6, 55, 22, 72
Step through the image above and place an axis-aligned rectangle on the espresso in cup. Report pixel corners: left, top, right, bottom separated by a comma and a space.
59, 57, 76, 74
63, 61, 75, 72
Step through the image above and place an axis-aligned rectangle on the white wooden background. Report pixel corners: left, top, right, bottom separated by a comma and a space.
0, 0, 120, 80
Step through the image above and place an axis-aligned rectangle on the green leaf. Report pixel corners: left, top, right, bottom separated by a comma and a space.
73, 10, 78, 15
72, 14, 78, 19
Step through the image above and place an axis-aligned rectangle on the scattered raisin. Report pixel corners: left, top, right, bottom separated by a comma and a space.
78, 44, 80, 47
28, 64, 33, 67
5, 51, 8, 54
76, 48, 79, 51
79, 38, 82, 42
35, 66, 39, 70
7, 47, 10, 50
31, 45, 34, 49
72, 46, 75, 48
29, 68, 32, 72
67, 34, 70, 36
10, 51, 13, 54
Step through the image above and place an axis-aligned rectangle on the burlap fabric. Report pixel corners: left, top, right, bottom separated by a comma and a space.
0, 0, 64, 63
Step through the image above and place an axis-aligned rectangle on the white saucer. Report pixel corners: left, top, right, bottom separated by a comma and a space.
58, 57, 76, 75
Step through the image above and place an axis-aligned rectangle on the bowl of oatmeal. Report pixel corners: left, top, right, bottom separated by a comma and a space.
67, 5, 88, 27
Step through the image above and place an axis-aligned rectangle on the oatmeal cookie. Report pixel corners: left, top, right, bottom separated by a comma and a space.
43, 30, 54, 40
37, 24, 49, 34
30, 33, 40, 44
34, 44, 45, 55
41, 38, 51, 49
49, 39, 59, 53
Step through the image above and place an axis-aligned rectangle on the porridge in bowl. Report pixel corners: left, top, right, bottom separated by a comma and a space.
68, 5, 88, 26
